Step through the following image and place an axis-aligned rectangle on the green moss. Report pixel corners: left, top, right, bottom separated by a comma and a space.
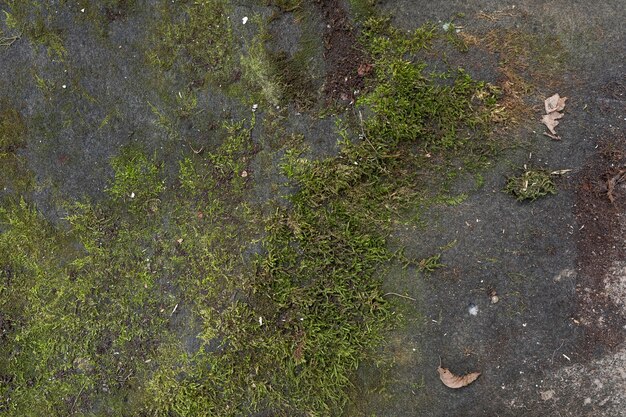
266, 0, 303, 13
2, 3, 67, 60
418, 253, 444, 272
28, 17, 67, 60
0, 156, 34, 196
0, 5, 511, 416
0, 105, 32, 196
347, 0, 378, 21
504, 169, 557, 201
239, 31, 283, 106
268, 48, 317, 109
106, 146, 165, 214
147, 0, 235, 87
359, 17, 500, 151
0, 105, 26, 153
208, 116, 257, 194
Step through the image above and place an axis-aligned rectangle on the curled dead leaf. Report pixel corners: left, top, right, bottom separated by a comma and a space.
438, 365, 481, 389
542, 111, 563, 135
544, 93, 567, 113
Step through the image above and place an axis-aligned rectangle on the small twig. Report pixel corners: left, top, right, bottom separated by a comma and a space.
543, 131, 561, 141
188, 142, 204, 154
550, 340, 564, 364
357, 110, 367, 140
550, 169, 572, 176
0, 33, 21, 47
383, 292, 416, 301
70, 381, 88, 414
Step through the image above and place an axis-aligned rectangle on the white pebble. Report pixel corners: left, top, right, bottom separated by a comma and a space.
469, 304, 479, 316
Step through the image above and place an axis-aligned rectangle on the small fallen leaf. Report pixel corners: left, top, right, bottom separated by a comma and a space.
544, 94, 567, 113
542, 111, 563, 135
438, 365, 481, 388
357, 63, 373, 77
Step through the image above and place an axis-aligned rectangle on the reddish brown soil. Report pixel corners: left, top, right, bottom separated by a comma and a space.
574, 130, 626, 355
313, 0, 370, 103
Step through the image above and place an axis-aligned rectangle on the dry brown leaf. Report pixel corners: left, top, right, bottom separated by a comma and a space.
607, 169, 626, 204
542, 111, 563, 135
544, 94, 567, 113
437, 366, 481, 389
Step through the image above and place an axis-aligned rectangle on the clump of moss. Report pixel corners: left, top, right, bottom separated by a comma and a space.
0, 105, 32, 195
266, 0, 302, 13
147, 0, 235, 86
359, 16, 500, 151
106, 146, 165, 213
209, 116, 257, 194
3, 3, 67, 60
0, 106, 26, 154
268, 49, 317, 109
504, 169, 557, 201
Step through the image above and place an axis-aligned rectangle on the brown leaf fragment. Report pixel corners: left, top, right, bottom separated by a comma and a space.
606, 168, 626, 204
544, 94, 567, 113
542, 111, 563, 135
357, 63, 373, 77
543, 131, 561, 141
437, 366, 481, 389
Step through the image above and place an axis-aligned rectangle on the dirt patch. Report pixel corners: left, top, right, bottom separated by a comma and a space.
313, 0, 369, 103
574, 130, 626, 355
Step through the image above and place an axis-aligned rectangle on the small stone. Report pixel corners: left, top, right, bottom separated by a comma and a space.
242, 16, 248, 25
468, 303, 479, 316
540, 390, 555, 401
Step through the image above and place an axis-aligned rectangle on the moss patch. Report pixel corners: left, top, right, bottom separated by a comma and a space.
147, 0, 236, 87
0, 105, 26, 154
504, 169, 557, 201
2, 2, 67, 60
0, 6, 511, 417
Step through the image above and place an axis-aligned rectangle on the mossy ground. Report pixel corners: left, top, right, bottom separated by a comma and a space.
0, 1, 522, 416
504, 169, 557, 201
